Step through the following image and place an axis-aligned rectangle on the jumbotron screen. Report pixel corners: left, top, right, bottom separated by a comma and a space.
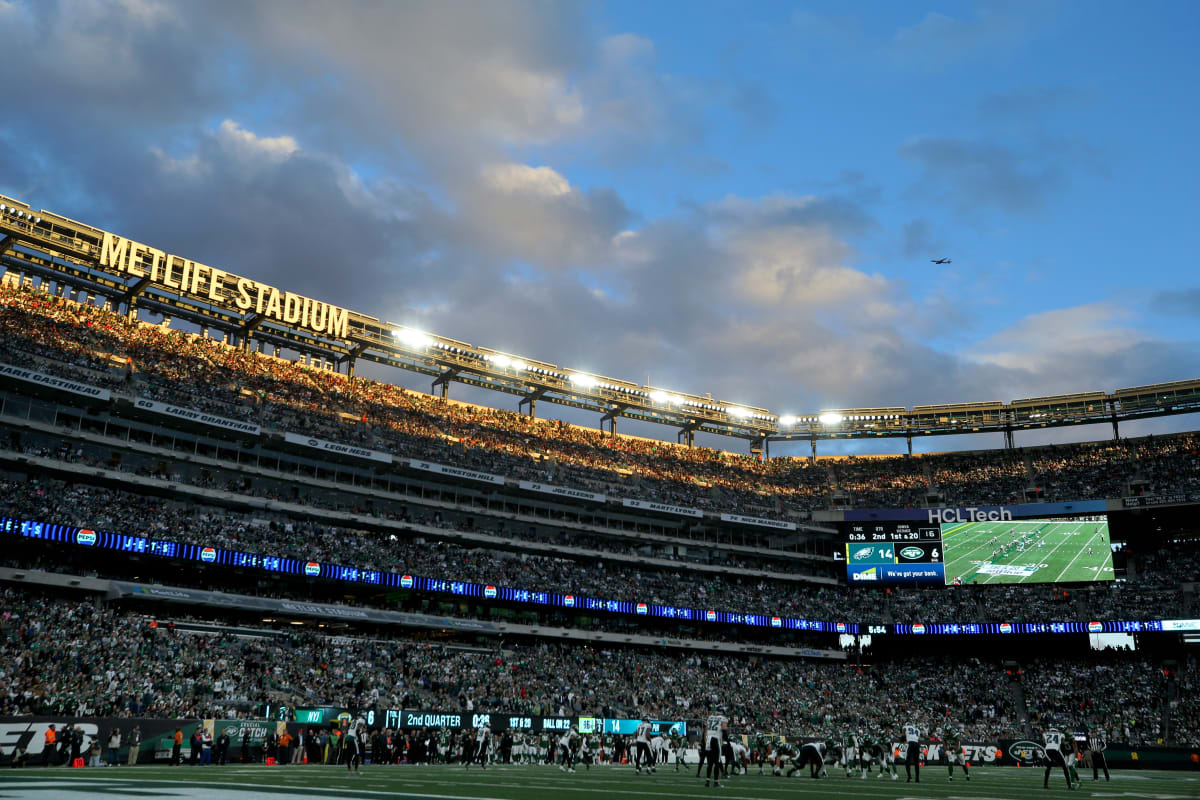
941, 515, 1114, 585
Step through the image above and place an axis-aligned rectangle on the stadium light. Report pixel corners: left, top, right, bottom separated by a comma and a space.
779, 415, 797, 427
570, 373, 597, 388
818, 411, 844, 425
491, 355, 511, 368
392, 328, 433, 349
649, 390, 668, 404
727, 406, 750, 419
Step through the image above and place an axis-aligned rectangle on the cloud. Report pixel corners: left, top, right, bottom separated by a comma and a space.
978, 86, 1085, 119
960, 303, 1200, 398
791, 3, 1058, 72
459, 163, 632, 270
885, 4, 1055, 71
898, 136, 1060, 215
1149, 288, 1200, 318
900, 218, 939, 259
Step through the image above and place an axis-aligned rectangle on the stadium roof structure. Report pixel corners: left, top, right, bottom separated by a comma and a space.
3, 192, 1200, 449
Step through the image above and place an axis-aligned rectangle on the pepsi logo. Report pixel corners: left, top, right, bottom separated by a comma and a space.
1088, 621, 1103, 633
771, 617, 782, 628
304, 562, 321, 576
999, 623, 1013, 634
564, 595, 575, 607
836, 622, 847, 633
200, 547, 216, 562
400, 575, 413, 589
75, 530, 97, 546
706, 610, 717, 621
484, 585, 497, 599
912, 624, 926, 634
636, 603, 648, 615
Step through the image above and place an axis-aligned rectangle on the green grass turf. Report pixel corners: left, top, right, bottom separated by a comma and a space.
940, 520, 1115, 586
0, 763, 1196, 800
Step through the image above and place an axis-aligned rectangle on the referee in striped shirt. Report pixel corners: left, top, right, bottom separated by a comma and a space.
1087, 729, 1110, 781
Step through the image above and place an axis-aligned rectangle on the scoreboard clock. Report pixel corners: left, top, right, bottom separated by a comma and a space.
842, 521, 946, 585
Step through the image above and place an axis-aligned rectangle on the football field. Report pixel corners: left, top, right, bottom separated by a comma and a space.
941, 519, 1115, 585
0, 764, 1196, 800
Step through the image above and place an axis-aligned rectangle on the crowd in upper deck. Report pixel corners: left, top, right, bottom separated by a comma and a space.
1, 285, 1198, 522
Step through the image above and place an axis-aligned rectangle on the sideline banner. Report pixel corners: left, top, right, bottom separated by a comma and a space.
134, 398, 260, 436
0, 363, 111, 401
284, 432, 392, 463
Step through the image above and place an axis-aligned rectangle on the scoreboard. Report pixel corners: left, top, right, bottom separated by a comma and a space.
841, 521, 946, 585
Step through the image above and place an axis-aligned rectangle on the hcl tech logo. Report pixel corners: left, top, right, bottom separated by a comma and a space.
484, 585, 497, 599
304, 562, 321, 577
564, 595, 575, 607
636, 603, 648, 615
1088, 621, 1103, 632
927, 506, 1013, 524
400, 575, 414, 589
200, 547, 217, 563
75, 530, 97, 546
771, 616, 782, 628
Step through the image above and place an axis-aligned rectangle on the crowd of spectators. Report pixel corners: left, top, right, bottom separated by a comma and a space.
2, 285, 1199, 521
1172, 656, 1200, 746
1, 586, 1187, 745
2, 477, 1197, 628
1021, 654, 1166, 747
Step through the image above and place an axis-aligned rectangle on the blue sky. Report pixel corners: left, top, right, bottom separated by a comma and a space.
1, 1, 1198, 455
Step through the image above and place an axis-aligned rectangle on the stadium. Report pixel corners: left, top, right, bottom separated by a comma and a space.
2, 4, 1199, 800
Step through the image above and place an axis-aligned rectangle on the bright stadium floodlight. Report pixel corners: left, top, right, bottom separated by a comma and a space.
779, 415, 797, 427
570, 373, 597, 388
818, 411, 844, 425
491, 355, 512, 368
727, 406, 750, 419
393, 328, 433, 349
510, 359, 527, 371
649, 390, 668, 404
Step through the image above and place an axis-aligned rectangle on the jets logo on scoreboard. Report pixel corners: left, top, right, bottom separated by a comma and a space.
564, 594, 575, 607
200, 547, 217, 563
771, 616, 781, 627
76, 530, 97, 546
999, 623, 1012, 633
1088, 621, 1103, 632
635, 603, 648, 615
912, 624, 926, 634
706, 610, 717, 621
400, 575, 414, 589
484, 585, 497, 599
304, 562, 321, 576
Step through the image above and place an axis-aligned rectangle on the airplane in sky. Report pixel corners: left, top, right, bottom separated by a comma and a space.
931, 258, 952, 264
